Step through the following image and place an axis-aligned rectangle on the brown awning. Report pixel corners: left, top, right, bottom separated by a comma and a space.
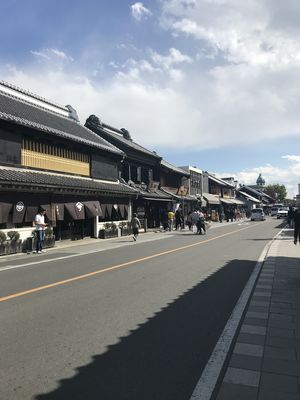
65, 202, 85, 220
118, 204, 125, 219
83, 201, 103, 218
12, 201, 26, 223
25, 206, 38, 223
55, 204, 65, 221
220, 198, 234, 205
41, 204, 51, 218
0, 202, 12, 223
203, 193, 220, 205
106, 204, 113, 218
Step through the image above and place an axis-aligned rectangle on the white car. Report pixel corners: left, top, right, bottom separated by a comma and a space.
271, 204, 284, 216
277, 207, 288, 219
250, 208, 265, 221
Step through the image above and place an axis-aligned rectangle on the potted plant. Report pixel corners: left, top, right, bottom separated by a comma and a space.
119, 221, 132, 236
44, 226, 55, 248
99, 222, 119, 239
6, 230, 22, 254
111, 222, 118, 238
0, 231, 7, 256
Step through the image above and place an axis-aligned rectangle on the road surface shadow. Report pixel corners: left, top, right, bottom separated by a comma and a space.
35, 259, 256, 400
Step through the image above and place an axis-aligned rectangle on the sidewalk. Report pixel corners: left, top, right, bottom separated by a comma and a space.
215, 228, 300, 400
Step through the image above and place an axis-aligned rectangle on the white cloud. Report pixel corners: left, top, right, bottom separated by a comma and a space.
131, 2, 152, 21
150, 47, 193, 69
217, 157, 300, 198
161, 1, 300, 69
282, 155, 300, 162
31, 48, 73, 62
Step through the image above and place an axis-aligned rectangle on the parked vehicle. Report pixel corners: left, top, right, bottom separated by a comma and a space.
277, 207, 289, 219
271, 204, 284, 216
250, 208, 265, 221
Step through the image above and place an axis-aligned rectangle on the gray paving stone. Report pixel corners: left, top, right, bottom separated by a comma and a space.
260, 371, 298, 393
256, 284, 273, 290
216, 383, 258, 400
271, 296, 292, 302
259, 278, 274, 282
268, 327, 294, 338
244, 317, 268, 327
254, 291, 272, 297
266, 336, 300, 349
250, 300, 270, 307
264, 346, 296, 360
270, 307, 299, 316
248, 306, 269, 313
241, 324, 267, 335
268, 320, 296, 330
258, 389, 300, 400
237, 333, 266, 345
262, 357, 300, 376
271, 302, 292, 309
234, 343, 264, 357
246, 311, 268, 319
229, 354, 262, 371
223, 367, 260, 387
270, 313, 294, 321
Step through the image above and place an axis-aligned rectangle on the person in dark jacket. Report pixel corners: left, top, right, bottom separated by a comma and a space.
294, 209, 300, 244
175, 209, 182, 230
288, 206, 294, 228
131, 213, 141, 241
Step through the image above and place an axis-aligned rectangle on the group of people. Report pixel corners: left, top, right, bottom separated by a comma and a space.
162, 209, 184, 231
162, 208, 207, 235
187, 209, 206, 235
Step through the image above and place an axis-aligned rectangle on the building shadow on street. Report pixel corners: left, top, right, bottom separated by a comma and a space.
35, 258, 257, 400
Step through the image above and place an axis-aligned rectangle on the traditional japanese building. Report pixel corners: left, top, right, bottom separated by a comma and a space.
0, 81, 136, 242
159, 160, 196, 218
85, 115, 173, 229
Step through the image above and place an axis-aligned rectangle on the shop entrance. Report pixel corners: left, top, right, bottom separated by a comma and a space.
54, 218, 95, 241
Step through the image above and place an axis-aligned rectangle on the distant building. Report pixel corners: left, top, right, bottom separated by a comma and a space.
296, 184, 300, 207
248, 173, 266, 190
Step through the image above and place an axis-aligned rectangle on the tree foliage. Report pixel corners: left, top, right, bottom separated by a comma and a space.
264, 184, 287, 202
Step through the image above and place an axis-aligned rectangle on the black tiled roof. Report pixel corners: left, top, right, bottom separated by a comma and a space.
139, 188, 172, 200
0, 91, 123, 155
0, 167, 137, 195
85, 115, 161, 159
161, 160, 190, 176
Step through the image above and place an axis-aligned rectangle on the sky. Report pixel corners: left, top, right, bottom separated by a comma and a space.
1, 0, 300, 197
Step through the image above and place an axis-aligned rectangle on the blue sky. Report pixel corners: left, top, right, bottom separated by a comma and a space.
1, 0, 300, 197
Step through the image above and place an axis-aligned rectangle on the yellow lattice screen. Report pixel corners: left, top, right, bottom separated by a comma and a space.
21, 139, 90, 176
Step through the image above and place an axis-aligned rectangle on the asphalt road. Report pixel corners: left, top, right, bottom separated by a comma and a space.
0, 219, 283, 400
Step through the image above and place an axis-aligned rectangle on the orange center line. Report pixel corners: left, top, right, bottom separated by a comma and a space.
0, 223, 260, 303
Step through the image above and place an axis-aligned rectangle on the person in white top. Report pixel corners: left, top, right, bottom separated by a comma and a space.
34, 207, 47, 253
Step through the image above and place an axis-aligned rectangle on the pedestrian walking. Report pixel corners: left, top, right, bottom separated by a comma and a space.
294, 209, 300, 245
131, 213, 141, 241
288, 206, 294, 228
186, 211, 192, 230
34, 207, 47, 253
196, 210, 206, 234
167, 209, 174, 231
175, 209, 182, 230
162, 211, 169, 232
